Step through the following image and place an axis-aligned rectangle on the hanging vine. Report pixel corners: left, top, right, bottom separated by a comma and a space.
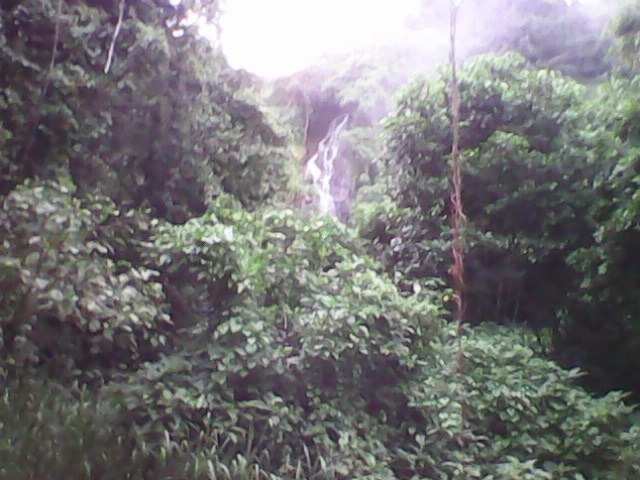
448, 0, 468, 435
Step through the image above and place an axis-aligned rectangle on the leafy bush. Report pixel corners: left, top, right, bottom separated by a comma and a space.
0, 180, 171, 382
397, 325, 637, 479
97, 199, 437, 477
559, 74, 640, 397
370, 51, 640, 398
0, 375, 187, 480
0, 183, 637, 478
0, 373, 301, 480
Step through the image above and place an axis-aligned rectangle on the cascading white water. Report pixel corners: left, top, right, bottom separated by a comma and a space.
304, 113, 349, 216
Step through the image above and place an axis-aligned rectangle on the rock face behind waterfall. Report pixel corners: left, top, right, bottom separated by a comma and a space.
267, 66, 386, 221
304, 114, 350, 218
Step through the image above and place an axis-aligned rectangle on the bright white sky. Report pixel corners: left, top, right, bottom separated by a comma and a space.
218, 0, 421, 77
215, 0, 611, 79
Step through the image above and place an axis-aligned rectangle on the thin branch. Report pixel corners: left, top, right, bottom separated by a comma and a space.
104, 0, 126, 74
43, 0, 63, 94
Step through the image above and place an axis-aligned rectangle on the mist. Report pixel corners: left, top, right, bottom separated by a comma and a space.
218, 0, 626, 80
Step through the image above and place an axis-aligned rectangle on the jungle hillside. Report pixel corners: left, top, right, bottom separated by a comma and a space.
1, 0, 640, 478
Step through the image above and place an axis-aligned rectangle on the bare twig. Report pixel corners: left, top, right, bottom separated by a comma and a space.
104, 0, 125, 74
44, 0, 63, 93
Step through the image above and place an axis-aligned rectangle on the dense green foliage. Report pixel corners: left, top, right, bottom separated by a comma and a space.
0, 0, 288, 219
0, 181, 171, 381
368, 53, 595, 322
1, 0, 640, 479
365, 47, 640, 398
2, 194, 639, 478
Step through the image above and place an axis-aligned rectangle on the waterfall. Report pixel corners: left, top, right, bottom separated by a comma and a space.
304, 113, 349, 216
